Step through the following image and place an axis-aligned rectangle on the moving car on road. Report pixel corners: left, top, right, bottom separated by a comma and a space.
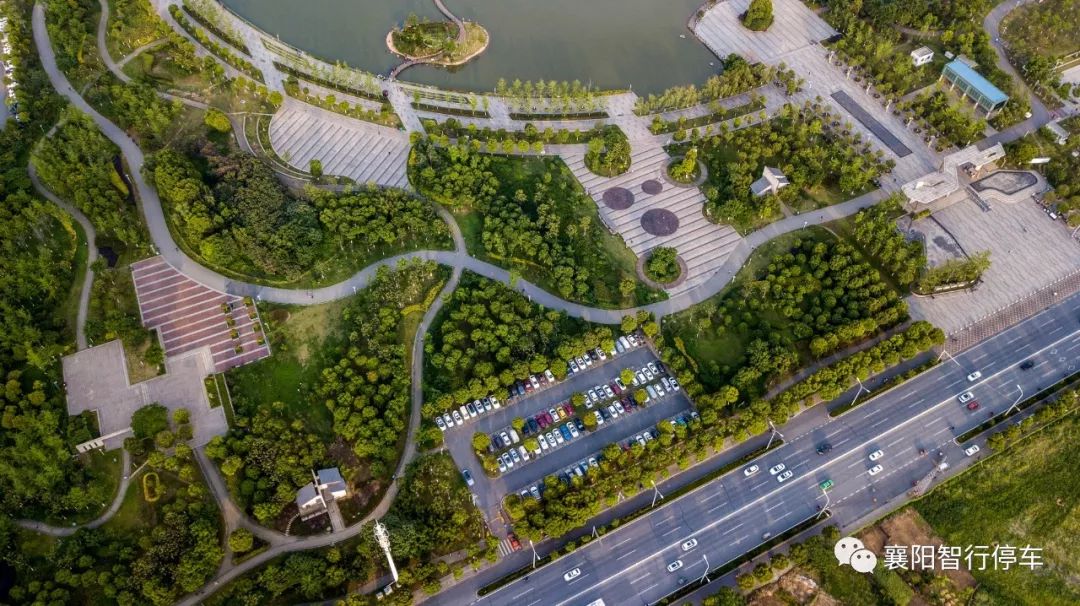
769, 463, 786, 475
868, 465, 883, 476
868, 449, 884, 461
816, 443, 832, 455
462, 469, 474, 486
743, 464, 760, 477
966, 400, 981, 411
964, 444, 981, 456
819, 479, 834, 490
563, 568, 581, 582
776, 470, 794, 483
666, 560, 683, 572
967, 371, 982, 382
681, 538, 698, 551
958, 391, 975, 403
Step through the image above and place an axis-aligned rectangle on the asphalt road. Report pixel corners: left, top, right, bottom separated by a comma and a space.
425, 291, 1080, 606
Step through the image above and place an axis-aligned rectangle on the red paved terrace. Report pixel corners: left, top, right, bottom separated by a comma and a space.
131, 257, 271, 373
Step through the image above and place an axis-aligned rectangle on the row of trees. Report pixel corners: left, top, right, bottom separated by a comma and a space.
700, 102, 892, 232
850, 195, 928, 289
918, 251, 992, 292
900, 90, 987, 148
168, 4, 263, 82
633, 54, 773, 114
422, 117, 605, 146
424, 272, 617, 411
507, 318, 942, 542
828, 8, 935, 98
494, 77, 607, 114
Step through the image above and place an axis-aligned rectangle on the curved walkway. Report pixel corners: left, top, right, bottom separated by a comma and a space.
15, 450, 133, 536
28, 163, 97, 351
433, 0, 467, 47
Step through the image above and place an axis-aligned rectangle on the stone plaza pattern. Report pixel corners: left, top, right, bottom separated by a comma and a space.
131, 257, 270, 373
269, 98, 411, 188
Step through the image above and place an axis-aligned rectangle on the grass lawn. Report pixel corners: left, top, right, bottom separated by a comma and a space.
915, 413, 1080, 606
85, 249, 162, 383
62, 449, 124, 525
224, 299, 352, 439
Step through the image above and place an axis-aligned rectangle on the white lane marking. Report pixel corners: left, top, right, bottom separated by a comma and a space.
629, 572, 651, 584
701, 490, 725, 503
752, 480, 769, 490
847, 459, 863, 469
1006, 334, 1024, 345
776, 510, 794, 521
707, 503, 727, 514
547, 325, 1080, 606
640, 583, 658, 594
887, 436, 906, 447
723, 523, 744, 535
513, 588, 534, 599
734, 534, 747, 543
933, 427, 950, 437
526, 599, 542, 606
972, 352, 989, 362
870, 417, 889, 428
766, 501, 784, 512
897, 446, 913, 456
660, 526, 682, 537
833, 437, 851, 447
616, 549, 638, 561
612, 536, 635, 549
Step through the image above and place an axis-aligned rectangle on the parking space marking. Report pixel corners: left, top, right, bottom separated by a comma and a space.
616, 549, 638, 561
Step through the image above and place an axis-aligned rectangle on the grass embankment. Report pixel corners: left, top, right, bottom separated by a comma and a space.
915, 413, 1080, 605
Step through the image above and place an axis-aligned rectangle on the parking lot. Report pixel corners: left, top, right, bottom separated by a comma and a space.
443, 343, 696, 520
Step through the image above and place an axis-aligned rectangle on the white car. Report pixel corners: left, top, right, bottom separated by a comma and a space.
563, 568, 581, 582
769, 463, 786, 475
587, 389, 598, 404
568, 423, 579, 439
681, 538, 698, 551
452, 410, 464, 425
497, 457, 507, 473
607, 404, 620, 419
509, 429, 521, 444
435, 416, 447, 431
632, 372, 642, 386
642, 367, 654, 381
545, 369, 556, 382
964, 444, 981, 456
666, 560, 683, 572
958, 391, 975, 404
491, 396, 501, 409
594, 410, 605, 425
569, 359, 579, 373
868, 464, 883, 476
655, 382, 666, 397
670, 378, 681, 391
967, 371, 982, 382
647, 362, 659, 376
776, 470, 794, 483
553, 430, 564, 445
519, 445, 531, 461
595, 348, 607, 361
868, 449, 884, 461
603, 385, 615, 399
509, 448, 521, 464
530, 376, 540, 389
743, 464, 760, 477
442, 413, 455, 428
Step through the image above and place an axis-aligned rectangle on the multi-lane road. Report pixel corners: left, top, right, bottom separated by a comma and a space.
426, 292, 1080, 606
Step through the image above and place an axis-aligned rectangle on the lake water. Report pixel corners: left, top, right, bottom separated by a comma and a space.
221, 0, 721, 94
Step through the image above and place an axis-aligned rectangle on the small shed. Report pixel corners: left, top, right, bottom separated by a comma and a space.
750, 166, 790, 197
910, 46, 934, 67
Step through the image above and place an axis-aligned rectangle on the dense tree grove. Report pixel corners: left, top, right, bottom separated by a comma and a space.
829, 12, 933, 98
1002, 0, 1080, 96
7, 459, 222, 606
1015, 124, 1080, 226
667, 234, 909, 397
207, 261, 443, 523
307, 186, 450, 256
410, 138, 657, 306
699, 102, 892, 231
203, 454, 490, 606
584, 126, 631, 176
850, 196, 927, 289
206, 401, 327, 524
633, 54, 773, 114
32, 110, 148, 249
317, 261, 444, 479
425, 272, 617, 411
817, 0, 1030, 126
149, 149, 321, 280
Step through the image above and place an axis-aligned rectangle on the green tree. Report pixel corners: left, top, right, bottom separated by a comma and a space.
229, 528, 255, 553
132, 403, 170, 440
472, 432, 491, 452
620, 368, 636, 386
204, 108, 231, 132
742, 0, 773, 30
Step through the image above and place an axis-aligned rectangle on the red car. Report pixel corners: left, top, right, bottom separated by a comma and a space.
966, 400, 980, 411
508, 533, 521, 550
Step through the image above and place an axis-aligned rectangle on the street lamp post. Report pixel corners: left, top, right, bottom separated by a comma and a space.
530, 539, 539, 568
766, 419, 785, 450
651, 480, 665, 507
817, 486, 831, 519
699, 554, 711, 584
1005, 384, 1023, 416
937, 349, 962, 369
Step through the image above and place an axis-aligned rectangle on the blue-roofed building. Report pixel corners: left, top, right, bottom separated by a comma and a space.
941, 60, 1009, 118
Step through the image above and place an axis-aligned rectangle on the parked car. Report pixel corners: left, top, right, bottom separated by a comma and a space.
626, 334, 638, 347
588, 457, 598, 468
518, 445, 530, 461
642, 366, 654, 381
607, 404, 620, 419
619, 336, 631, 350
442, 412, 455, 428
502, 452, 514, 469
529, 485, 541, 499
497, 457, 507, 473
569, 359, 579, 373
459, 405, 469, 420
599, 407, 611, 422
435, 416, 447, 431
661, 377, 673, 392
603, 384, 615, 399
670, 378, 681, 391
655, 382, 666, 397
560, 424, 573, 442
530, 375, 541, 389
482, 398, 493, 413
646, 385, 658, 400
635, 371, 647, 385
491, 396, 501, 409
539, 434, 550, 450
462, 469, 474, 486
595, 348, 607, 361
574, 417, 585, 432
594, 410, 605, 425
452, 410, 464, 425
545, 369, 556, 382
550, 430, 563, 445
647, 362, 659, 376
615, 339, 626, 353
509, 429, 521, 444
467, 402, 478, 417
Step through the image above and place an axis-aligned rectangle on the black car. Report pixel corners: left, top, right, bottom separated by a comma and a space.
575, 418, 585, 431
527, 418, 540, 434
816, 443, 832, 455
1020, 360, 1035, 370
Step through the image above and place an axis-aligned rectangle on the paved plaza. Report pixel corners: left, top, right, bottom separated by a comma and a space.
269, 98, 411, 188
132, 257, 270, 373
561, 144, 742, 296
908, 197, 1080, 334
62, 340, 226, 449
694, 0, 836, 64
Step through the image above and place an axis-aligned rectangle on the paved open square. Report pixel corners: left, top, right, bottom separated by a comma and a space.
132, 257, 270, 373
908, 198, 1080, 334
62, 340, 226, 449
561, 144, 743, 296
694, 0, 836, 64
269, 98, 411, 188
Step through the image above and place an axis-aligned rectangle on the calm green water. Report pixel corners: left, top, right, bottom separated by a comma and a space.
221, 0, 720, 93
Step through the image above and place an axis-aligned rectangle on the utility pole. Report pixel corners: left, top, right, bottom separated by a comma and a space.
651, 479, 664, 507
766, 419, 785, 450
374, 520, 399, 584
1005, 384, 1024, 416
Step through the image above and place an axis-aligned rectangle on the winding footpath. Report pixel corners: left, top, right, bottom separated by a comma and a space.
15, 450, 133, 536
25, 0, 1053, 601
